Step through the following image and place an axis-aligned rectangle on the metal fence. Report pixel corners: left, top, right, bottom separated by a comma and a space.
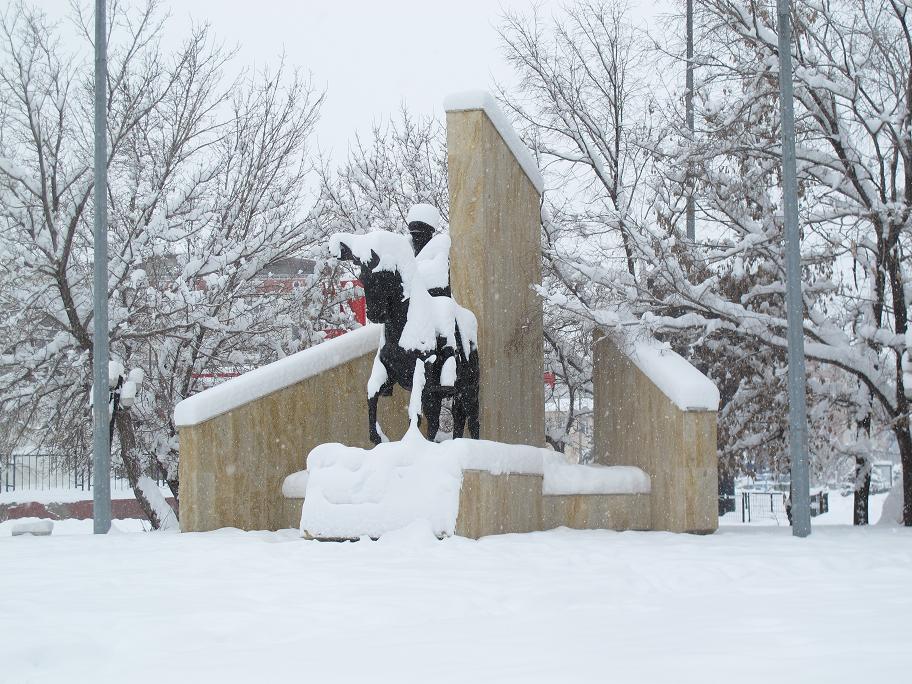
740, 490, 829, 523
741, 491, 788, 523
2, 452, 167, 493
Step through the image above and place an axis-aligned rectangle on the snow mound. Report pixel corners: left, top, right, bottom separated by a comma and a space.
282, 470, 309, 498
11, 520, 54, 536
449, 439, 554, 475
444, 90, 545, 194
377, 518, 440, 545
877, 481, 904, 526
609, 328, 720, 411
543, 462, 651, 496
300, 434, 463, 539
174, 325, 382, 427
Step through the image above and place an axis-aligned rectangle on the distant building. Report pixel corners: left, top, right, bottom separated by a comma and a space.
252, 257, 317, 293
138, 255, 317, 293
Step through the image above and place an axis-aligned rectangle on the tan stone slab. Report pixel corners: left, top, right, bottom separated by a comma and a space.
455, 470, 543, 538
447, 109, 545, 446
281, 497, 303, 531
541, 493, 651, 531
454, 470, 651, 538
592, 333, 718, 533
178, 350, 410, 532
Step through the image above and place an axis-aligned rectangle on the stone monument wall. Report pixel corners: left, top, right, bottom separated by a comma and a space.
592, 332, 719, 533
445, 92, 545, 446
176, 325, 410, 532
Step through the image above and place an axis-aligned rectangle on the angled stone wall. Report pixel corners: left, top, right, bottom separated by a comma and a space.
177, 327, 409, 532
446, 97, 545, 446
592, 332, 719, 534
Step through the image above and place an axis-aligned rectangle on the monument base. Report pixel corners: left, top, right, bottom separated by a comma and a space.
287, 436, 651, 540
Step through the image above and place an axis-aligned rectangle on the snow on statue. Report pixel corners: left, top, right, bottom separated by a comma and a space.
330, 205, 480, 444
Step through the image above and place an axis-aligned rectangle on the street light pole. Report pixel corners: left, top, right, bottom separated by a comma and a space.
92, 0, 111, 534
685, 0, 695, 241
776, 0, 811, 537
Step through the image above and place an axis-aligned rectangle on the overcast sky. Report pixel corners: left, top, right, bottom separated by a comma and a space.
164, 0, 551, 158
30, 0, 669, 162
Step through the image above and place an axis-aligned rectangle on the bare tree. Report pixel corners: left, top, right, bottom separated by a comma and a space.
318, 107, 449, 235
534, 0, 911, 524
0, 1, 337, 527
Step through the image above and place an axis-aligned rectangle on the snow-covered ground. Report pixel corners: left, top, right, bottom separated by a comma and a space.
2, 522, 909, 683
0, 483, 172, 506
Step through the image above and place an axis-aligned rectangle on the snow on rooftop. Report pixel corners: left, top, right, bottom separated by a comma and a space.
607, 328, 720, 412
173, 325, 382, 427
443, 90, 545, 194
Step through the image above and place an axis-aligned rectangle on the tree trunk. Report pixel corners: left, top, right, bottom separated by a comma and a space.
852, 454, 870, 526
167, 477, 179, 503
545, 434, 567, 453
115, 411, 166, 530
895, 423, 912, 527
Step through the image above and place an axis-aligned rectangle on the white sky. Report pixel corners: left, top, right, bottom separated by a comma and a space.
161, 0, 546, 158
30, 0, 669, 162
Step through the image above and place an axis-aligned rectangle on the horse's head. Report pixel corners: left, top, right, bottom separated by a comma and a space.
361, 265, 406, 324
336, 243, 406, 325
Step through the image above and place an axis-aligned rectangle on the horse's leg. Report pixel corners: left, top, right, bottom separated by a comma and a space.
467, 402, 480, 440
460, 385, 480, 440
369, 377, 397, 444
368, 342, 393, 445
465, 349, 481, 439
452, 393, 467, 439
368, 393, 382, 445
422, 389, 442, 442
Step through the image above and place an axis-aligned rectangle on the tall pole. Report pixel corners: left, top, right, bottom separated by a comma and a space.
685, 0, 695, 241
776, 0, 811, 537
92, 0, 111, 534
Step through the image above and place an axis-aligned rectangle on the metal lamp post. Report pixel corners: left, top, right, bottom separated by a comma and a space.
92, 0, 110, 534
685, 0, 695, 241
776, 0, 811, 537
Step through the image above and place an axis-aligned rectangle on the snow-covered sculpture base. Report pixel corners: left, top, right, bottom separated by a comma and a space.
291, 432, 651, 540
300, 431, 462, 539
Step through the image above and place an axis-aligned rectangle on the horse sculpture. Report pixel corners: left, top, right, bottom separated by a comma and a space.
330, 231, 480, 444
